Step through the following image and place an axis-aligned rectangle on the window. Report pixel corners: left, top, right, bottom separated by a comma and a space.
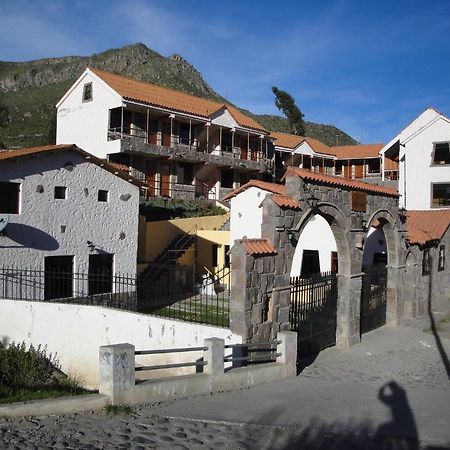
431, 183, 450, 207
438, 245, 446, 271
98, 190, 109, 202
0, 181, 20, 213
432, 142, 450, 165
82, 82, 93, 102
220, 169, 234, 189
54, 186, 67, 199
422, 249, 430, 275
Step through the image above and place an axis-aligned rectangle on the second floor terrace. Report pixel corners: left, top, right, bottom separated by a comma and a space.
106, 105, 274, 172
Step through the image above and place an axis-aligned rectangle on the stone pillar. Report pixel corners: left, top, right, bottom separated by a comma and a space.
336, 274, 362, 348
386, 265, 405, 326
230, 243, 251, 340
204, 337, 224, 377
276, 331, 297, 378
99, 344, 135, 405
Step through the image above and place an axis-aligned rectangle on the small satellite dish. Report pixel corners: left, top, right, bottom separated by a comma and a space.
0, 215, 10, 233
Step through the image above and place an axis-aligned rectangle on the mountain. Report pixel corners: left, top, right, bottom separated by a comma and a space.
0, 43, 357, 149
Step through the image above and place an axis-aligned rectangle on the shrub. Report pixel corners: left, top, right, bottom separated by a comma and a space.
0, 342, 60, 387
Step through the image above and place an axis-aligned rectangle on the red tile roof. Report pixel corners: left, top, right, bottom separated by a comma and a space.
271, 194, 301, 209
239, 238, 277, 256
407, 210, 450, 245
91, 68, 267, 133
283, 167, 399, 198
222, 179, 285, 201
332, 144, 384, 159
271, 131, 335, 156
0, 144, 146, 187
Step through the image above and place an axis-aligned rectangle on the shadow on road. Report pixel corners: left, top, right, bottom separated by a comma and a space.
247, 380, 448, 450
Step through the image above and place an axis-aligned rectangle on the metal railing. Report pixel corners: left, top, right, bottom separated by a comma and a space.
0, 265, 229, 327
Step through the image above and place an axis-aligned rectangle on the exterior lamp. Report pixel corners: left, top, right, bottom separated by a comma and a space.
399, 207, 407, 224
87, 240, 96, 252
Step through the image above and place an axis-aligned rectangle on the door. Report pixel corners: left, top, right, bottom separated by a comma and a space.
89, 254, 114, 295
148, 119, 158, 145
44, 256, 73, 300
344, 163, 352, 178
160, 163, 171, 196
145, 160, 157, 196
162, 121, 171, 147
360, 265, 387, 334
354, 164, 364, 178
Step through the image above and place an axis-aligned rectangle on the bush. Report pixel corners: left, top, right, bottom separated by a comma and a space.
0, 342, 60, 387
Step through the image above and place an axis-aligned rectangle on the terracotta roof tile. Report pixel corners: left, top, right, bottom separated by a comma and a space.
332, 144, 384, 159
271, 132, 335, 156
283, 167, 399, 198
271, 194, 301, 209
222, 179, 285, 201
407, 210, 450, 245
239, 238, 277, 256
0, 144, 146, 188
91, 68, 267, 133
109, 162, 130, 173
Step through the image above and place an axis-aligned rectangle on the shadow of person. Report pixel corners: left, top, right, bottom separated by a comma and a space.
375, 381, 419, 450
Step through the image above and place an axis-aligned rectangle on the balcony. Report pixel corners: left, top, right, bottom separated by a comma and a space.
112, 131, 272, 173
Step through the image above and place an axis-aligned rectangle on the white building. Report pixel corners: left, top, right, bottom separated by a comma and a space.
381, 107, 450, 210
56, 68, 273, 200
0, 144, 143, 299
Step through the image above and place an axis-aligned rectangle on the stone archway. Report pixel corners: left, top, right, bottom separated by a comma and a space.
229, 168, 406, 352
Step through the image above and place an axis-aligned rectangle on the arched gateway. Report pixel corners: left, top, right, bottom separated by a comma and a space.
230, 168, 407, 356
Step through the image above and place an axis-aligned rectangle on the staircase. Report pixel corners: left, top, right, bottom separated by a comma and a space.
137, 229, 197, 310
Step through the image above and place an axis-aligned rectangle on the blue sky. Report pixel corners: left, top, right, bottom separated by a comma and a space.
1, 0, 450, 143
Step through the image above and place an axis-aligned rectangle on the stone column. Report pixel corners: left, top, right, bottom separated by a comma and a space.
386, 265, 405, 326
276, 331, 297, 378
203, 337, 224, 377
99, 344, 135, 405
336, 274, 362, 348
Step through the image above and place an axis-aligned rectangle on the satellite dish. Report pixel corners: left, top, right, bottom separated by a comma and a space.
0, 215, 10, 233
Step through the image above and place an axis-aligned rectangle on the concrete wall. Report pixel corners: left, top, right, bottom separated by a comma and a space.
0, 300, 241, 389
197, 230, 230, 274
229, 187, 266, 243
0, 149, 139, 276
56, 70, 122, 159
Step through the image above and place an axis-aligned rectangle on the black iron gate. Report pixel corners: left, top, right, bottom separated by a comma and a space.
290, 271, 338, 359
360, 265, 387, 335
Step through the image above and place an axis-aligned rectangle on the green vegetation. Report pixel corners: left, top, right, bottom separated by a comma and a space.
0, 43, 357, 149
140, 197, 227, 221
104, 404, 134, 415
272, 86, 305, 135
0, 341, 90, 404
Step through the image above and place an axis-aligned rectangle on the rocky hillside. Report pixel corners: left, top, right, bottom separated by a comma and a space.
0, 43, 356, 149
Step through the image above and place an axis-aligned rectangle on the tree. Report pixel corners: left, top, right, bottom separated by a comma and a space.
272, 86, 305, 135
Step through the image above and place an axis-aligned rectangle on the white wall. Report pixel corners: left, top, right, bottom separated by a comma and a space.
290, 215, 337, 276
0, 300, 241, 389
404, 117, 450, 209
0, 149, 139, 276
362, 227, 387, 267
56, 71, 122, 159
229, 187, 267, 243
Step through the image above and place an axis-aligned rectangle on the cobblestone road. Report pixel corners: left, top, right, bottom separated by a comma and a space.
0, 322, 449, 449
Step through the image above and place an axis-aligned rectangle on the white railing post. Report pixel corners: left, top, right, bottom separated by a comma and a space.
276, 331, 297, 378
99, 343, 135, 405
204, 337, 224, 377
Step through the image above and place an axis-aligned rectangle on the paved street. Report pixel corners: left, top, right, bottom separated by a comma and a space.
1, 318, 450, 449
